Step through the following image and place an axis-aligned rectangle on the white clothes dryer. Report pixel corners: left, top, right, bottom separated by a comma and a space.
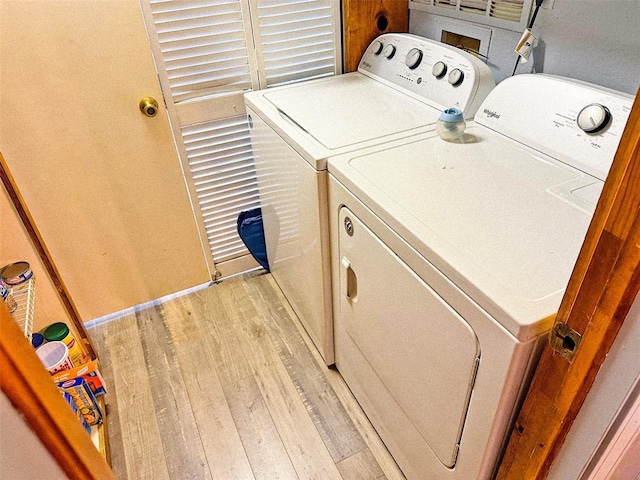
244, 33, 495, 364
327, 74, 633, 479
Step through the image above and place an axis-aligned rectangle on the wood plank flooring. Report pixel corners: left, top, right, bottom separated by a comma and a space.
88, 272, 405, 480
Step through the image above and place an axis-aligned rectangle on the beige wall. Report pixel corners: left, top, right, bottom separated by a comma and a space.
410, 0, 640, 94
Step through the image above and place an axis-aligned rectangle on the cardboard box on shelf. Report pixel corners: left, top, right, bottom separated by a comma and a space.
52, 359, 106, 397
57, 377, 103, 426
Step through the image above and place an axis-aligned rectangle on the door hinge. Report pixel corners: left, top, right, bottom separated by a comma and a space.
549, 322, 582, 363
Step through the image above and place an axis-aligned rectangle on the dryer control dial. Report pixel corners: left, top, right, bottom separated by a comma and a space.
371, 40, 384, 55
448, 68, 464, 86
432, 61, 447, 78
577, 103, 611, 133
383, 44, 396, 59
405, 48, 423, 69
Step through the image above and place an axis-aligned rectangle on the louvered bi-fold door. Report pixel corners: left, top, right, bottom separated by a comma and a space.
252, 1, 341, 87
140, 0, 341, 278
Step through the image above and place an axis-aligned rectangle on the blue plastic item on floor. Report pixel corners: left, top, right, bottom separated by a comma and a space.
237, 207, 270, 272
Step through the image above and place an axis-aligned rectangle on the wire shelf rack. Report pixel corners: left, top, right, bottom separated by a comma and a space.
8, 276, 36, 341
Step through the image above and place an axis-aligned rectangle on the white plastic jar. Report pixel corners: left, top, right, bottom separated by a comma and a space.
436, 108, 466, 141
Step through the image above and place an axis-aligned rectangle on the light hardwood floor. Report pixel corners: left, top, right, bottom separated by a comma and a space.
88, 271, 405, 480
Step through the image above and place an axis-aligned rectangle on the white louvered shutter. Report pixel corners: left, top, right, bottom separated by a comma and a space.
410, 0, 533, 32
181, 117, 260, 265
141, 0, 341, 277
253, 0, 341, 87
148, 0, 255, 101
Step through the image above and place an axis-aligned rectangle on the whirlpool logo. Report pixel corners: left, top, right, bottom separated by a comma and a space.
483, 108, 501, 119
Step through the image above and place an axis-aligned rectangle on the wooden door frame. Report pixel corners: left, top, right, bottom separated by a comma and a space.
0, 303, 116, 479
496, 89, 640, 478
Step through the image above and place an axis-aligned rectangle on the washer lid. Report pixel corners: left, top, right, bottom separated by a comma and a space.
263, 74, 439, 150
329, 125, 599, 340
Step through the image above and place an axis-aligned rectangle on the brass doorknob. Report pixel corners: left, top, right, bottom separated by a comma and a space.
139, 97, 159, 117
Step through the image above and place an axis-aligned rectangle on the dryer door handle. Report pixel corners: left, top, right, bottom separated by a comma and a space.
341, 257, 358, 301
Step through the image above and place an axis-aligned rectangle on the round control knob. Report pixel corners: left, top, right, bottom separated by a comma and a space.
405, 48, 423, 69
448, 68, 464, 86
371, 40, 384, 55
432, 61, 447, 78
577, 103, 611, 133
382, 44, 396, 59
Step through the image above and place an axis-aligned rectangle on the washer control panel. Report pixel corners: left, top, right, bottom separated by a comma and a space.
358, 33, 495, 118
475, 74, 633, 181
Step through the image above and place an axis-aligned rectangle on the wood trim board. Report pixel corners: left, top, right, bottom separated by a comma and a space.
342, 0, 409, 72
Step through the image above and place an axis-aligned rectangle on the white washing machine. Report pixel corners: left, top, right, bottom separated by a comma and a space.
328, 74, 633, 479
245, 33, 495, 364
